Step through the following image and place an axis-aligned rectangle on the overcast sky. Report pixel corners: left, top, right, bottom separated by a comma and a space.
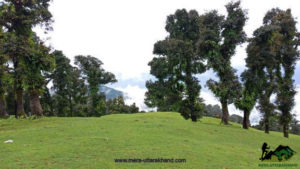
36, 0, 300, 123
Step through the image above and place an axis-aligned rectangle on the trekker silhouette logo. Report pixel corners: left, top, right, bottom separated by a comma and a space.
260, 142, 296, 161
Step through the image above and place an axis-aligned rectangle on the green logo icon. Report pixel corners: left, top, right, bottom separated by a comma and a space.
260, 142, 296, 161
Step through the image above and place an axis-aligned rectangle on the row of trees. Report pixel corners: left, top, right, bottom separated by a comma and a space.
204, 104, 300, 135
145, 1, 299, 137
253, 114, 300, 136
0, 0, 139, 118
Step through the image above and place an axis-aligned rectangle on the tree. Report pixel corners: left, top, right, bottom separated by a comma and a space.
234, 70, 257, 129
246, 9, 299, 136
246, 25, 279, 133
51, 51, 72, 116
75, 55, 117, 117
128, 103, 139, 114
198, 1, 247, 124
204, 104, 222, 118
0, 0, 53, 117
69, 67, 88, 117
146, 9, 206, 122
40, 85, 53, 116
51, 50, 86, 117
106, 96, 139, 114
23, 34, 55, 116
263, 9, 299, 138
229, 114, 243, 124
0, 27, 9, 118
145, 57, 183, 112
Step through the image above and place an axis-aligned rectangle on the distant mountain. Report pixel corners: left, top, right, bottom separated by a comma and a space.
99, 85, 125, 100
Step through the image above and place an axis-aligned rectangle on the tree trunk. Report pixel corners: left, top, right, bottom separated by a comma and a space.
243, 110, 250, 129
69, 95, 73, 117
264, 119, 269, 134
0, 93, 7, 118
0, 71, 7, 118
191, 114, 197, 122
13, 59, 26, 118
13, 78, 17, 118
16, 88, 26, 118
29, 89, 43, 116
221, 100, 229, 125
283, 124, 289, 138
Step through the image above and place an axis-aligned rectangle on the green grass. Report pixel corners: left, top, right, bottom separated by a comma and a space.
0, 112, 299, 169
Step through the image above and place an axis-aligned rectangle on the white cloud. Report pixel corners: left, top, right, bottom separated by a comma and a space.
231, 44, 247, 68
201, 90, 219, 106
116, 85, 153, 111
36, 0, 300, 80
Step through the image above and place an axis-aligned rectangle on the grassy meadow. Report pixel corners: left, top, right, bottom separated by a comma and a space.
0, 112, 299, 169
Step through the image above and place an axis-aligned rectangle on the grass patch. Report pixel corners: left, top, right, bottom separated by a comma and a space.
0, 112, 299, 169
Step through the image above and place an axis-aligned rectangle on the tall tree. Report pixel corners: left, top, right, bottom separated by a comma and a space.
263, 9, 299, 138
246, 9, 299, 136
146, 9, 206, 122
75, 55, 117, 117
0, 0, 53, 117
51, 50, 74, 117
69, 67, 88, 117
246, 24, 281, 134
198, 1, 247, 124
23, 34, 55, 116
0, 27, 9, 118
234, 70, 257, 129
40, 85, 53, 116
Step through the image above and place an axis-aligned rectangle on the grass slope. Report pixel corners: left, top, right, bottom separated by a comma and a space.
0, 112, 299, 169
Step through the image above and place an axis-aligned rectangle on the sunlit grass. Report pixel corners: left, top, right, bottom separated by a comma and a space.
0, 112, 299, 169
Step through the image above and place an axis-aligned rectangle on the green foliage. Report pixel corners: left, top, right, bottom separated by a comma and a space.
253, 114, 300, 136
204, 104, 222, 118
51, 51, 73, 116
106, 96, 139, 114
246, 21, 281, 133
247, 8, 299, 137
0, 27, 9, 117
199, 1, 247, 124
51, 51, 88, 117
144, 57, 184, 112
75, 55, 117, 117
40, 86, 53, 116
234, 73, 257, 116
146, 9, 205, 121
0, 0, 53, 36
229, 114, 243, 124
266, 9, 299, 138
69, 67, 88, 117
24, 34, 55, 91
0, 0, 53, 117
235, 90, 256, 112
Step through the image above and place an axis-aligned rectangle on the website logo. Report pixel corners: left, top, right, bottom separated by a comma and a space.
260, 142, 296, 161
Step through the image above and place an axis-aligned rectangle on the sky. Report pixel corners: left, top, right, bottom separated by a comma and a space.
36, 0, 300, 124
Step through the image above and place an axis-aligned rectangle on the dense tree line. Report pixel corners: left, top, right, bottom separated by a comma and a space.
145, 1, 299, 137
0, 0, 139, 118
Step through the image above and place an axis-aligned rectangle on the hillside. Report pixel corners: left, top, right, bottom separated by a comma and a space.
0, 112, 299, 169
